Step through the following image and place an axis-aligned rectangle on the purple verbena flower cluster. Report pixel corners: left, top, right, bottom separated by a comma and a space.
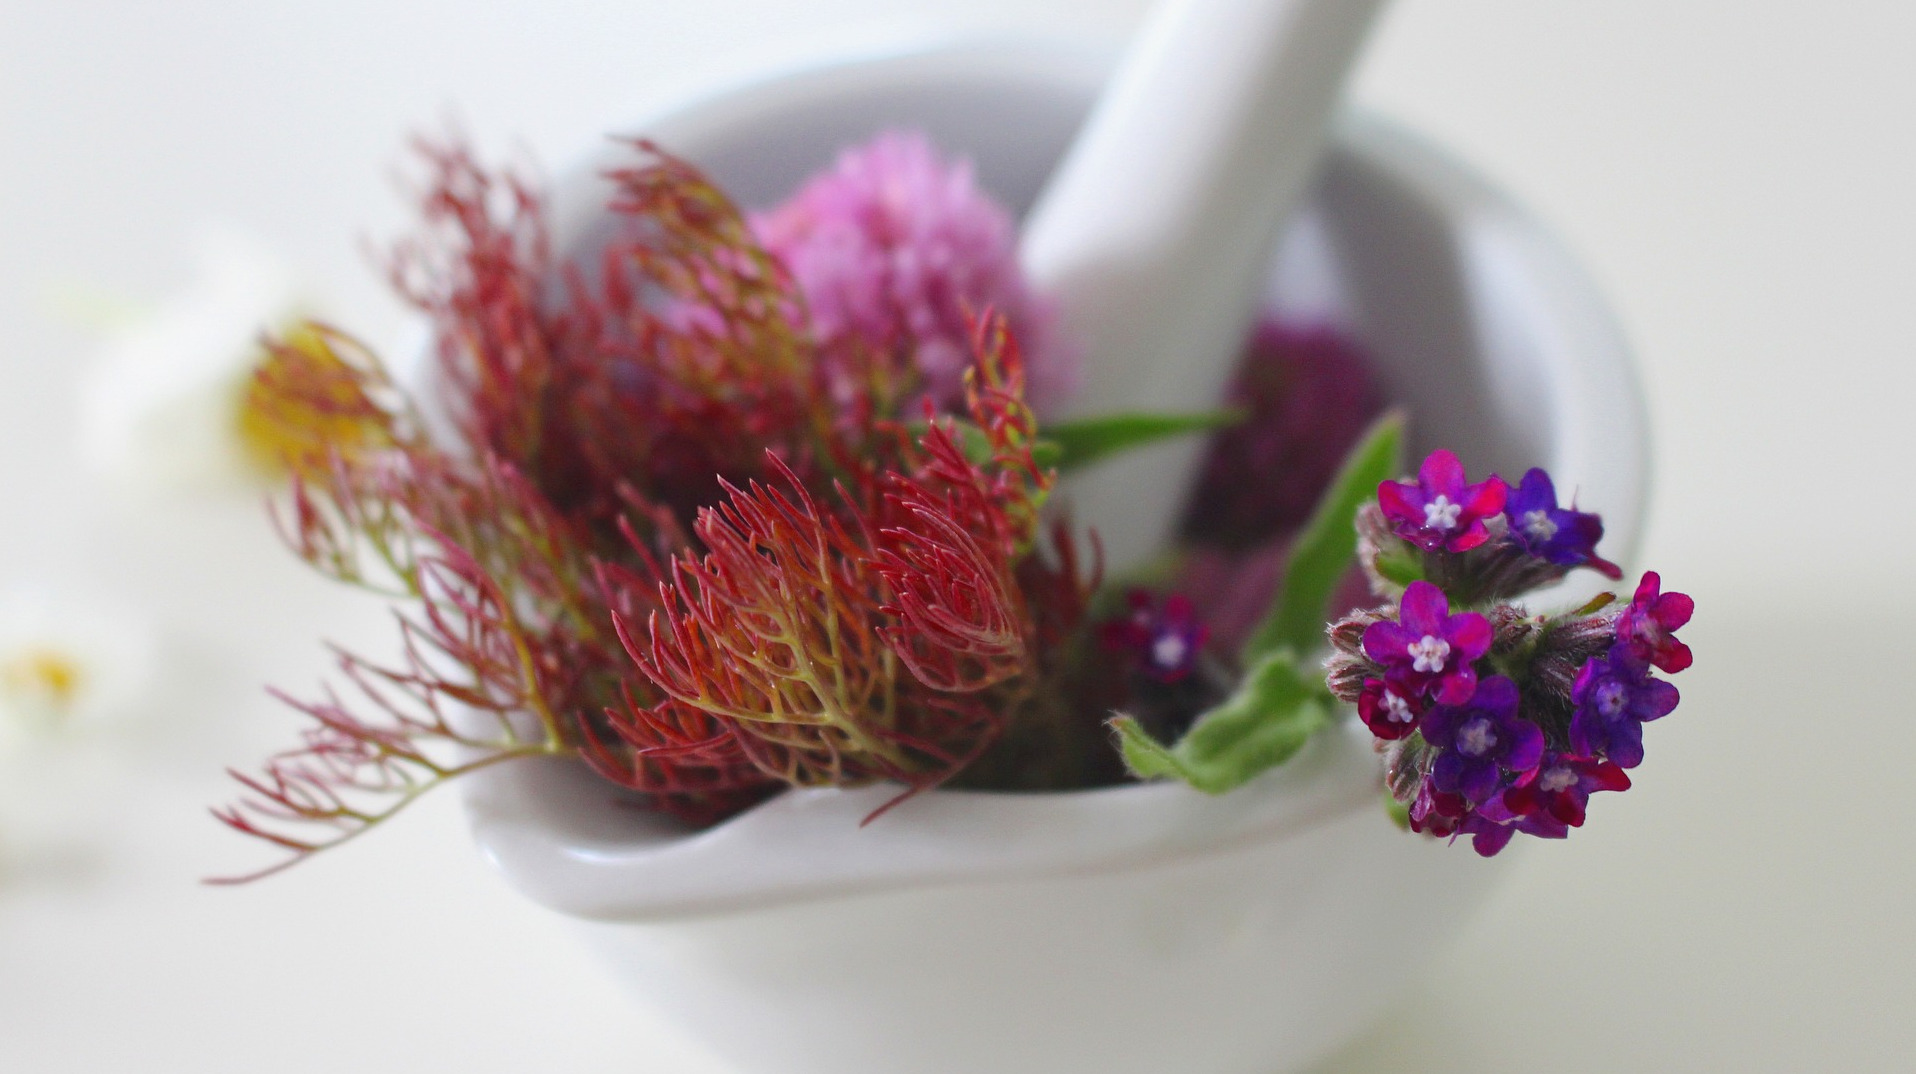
1331, 452, 1693, 856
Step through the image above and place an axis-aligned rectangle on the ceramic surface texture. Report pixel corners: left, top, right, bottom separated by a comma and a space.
463, 41, 1646, 1074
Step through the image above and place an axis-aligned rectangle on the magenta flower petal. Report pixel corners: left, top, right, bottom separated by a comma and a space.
1618, 571, 1695, 674
1398, 580, 1449, 636
1445, 611, 1493, 663
1378, 450, 1510, 553
1460, 477, 1508, 519
1432, 664, 1478, 706
1420, 449, 1466, 492
1362, 580, 1491, 710
1655, 592, 1696, 631
1361, 619, 1414, 664
1358, 674, 1425, 740
1377, 479, 1420, 529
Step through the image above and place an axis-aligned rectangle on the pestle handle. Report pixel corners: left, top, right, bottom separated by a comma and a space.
1021, 0, 1389, 569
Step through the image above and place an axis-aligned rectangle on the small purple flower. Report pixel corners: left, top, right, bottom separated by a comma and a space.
1408, 784, 1468, 838
1502, 468, 1621, 579
1357, 672, 1425, 740
1421, 676, 1544, 805
1569, 646, 1679, 768
1616, 571, 1694, 674
1377, 450, 1507, 553
1362, 580, 1492, 705
1501, 752, 1631, 828
1100, 589, 1209, 684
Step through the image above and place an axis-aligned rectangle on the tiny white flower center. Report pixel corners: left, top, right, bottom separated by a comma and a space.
1151, 634, 1188, 670
1382, 690, 1415, 724
1523, 509, 1558, 542
1407, 634, 1450, 674
1538, 765, 1577, 793
1424, 494, 1463, 531
1595, 680, 1627, 719
1457, 717, 1498, 758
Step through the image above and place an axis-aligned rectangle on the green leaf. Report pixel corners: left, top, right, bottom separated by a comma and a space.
1372, 545, 1425, 588
1384, 794, 1412, 831
1241, 411, 1405, 664
1046, 409, 1246, 473
1112, 651, 1333, 794
1571, 591, 1617, 616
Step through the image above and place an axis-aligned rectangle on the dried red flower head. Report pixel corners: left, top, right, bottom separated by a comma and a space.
213, 136, 1094, 880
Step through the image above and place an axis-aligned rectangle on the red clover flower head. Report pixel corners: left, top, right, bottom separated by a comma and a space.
749, 130, 1075, 414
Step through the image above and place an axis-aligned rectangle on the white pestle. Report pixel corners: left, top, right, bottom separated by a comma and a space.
1021, 0, 1390, 570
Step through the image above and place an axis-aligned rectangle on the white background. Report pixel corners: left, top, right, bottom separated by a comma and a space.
1, 2, 1911, 1070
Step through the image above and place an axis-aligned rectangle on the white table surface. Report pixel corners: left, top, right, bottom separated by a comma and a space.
2, 2, 1911, 1070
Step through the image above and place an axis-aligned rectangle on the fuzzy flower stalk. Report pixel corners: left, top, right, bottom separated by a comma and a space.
1326, 452, 1692, 855
212, 132, 1102, 881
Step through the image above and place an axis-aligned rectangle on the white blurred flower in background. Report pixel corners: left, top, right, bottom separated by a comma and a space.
0, 590, 155, 761
77, 226, 317, 494
0, 590, 158, 875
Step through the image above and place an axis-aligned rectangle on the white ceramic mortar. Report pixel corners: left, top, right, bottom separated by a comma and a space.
463, 40, 1647, 1074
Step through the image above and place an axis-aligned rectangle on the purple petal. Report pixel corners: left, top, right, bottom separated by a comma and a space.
1569, 709, 1600, 757
1589, 764, 1632, 793
1549, 792, 1588, 828
1447, 522, 1493, 553
1607, 721, 1646, 768
1470, 822, 1517, 857
1420, 703, 1463, 746
1654, 592, 1695, 632
1470, 676, 1522, 718
1571, 656, 1602, 705
1434, 665, 1479, 706
1418, 450, 1466, 497
1507, 468, 1556, 516
1503, 719, 1545, 772
1458, 759, 1503, 804
1430, 749, 1467, 794
1377, 480, 1421, 526
1362, 620, 1413, 663
1636, 678, 1680, 721
1633, 572, 1662, 606
1461, 476, 1509, 519
1399, 581, 1448, 635
1653, 639, 1694, 674
1445, 612, 1493, 662
1518, 812, 1571, 840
